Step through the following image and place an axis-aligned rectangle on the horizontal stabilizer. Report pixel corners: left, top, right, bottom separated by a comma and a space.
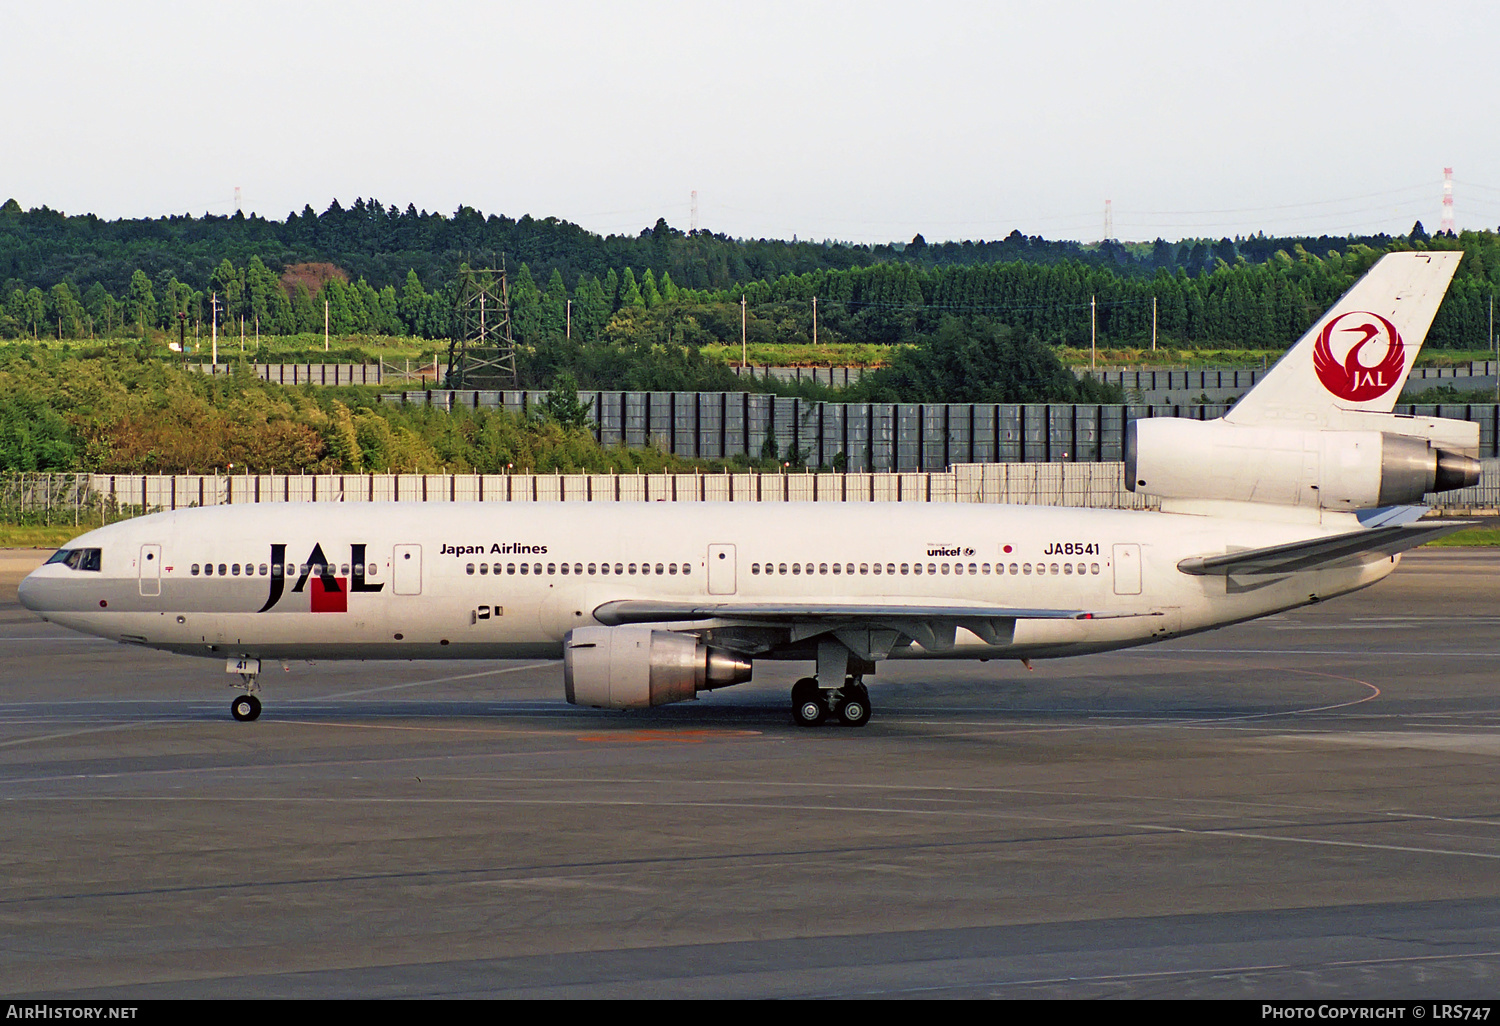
592, 600, 1141, 626
1177, 521, 1469, 577
1355, 505, 1431, 527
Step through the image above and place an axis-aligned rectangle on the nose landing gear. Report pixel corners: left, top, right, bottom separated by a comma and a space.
791, 677, 871, 728
231, 694, 262, 722
227, 657, 262, 722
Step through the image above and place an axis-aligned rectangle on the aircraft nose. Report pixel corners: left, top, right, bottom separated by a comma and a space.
17, 571, 49, 613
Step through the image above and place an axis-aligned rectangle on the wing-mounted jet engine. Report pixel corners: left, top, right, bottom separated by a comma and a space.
563, 626, 752, 709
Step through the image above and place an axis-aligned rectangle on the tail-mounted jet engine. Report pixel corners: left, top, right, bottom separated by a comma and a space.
563, 626, 753, 709
1126, 418, 1481, 510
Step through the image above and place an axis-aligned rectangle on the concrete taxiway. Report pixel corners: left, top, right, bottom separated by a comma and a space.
0, 547, 1497, 998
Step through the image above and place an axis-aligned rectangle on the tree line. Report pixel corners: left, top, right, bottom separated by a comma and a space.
10, 231, 1497, 355
1, 193, 1462, 307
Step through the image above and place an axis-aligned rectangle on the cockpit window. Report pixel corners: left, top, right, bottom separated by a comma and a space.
45, 548, 101, 571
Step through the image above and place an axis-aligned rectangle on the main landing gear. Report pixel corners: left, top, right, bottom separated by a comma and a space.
791, 677, 871, 728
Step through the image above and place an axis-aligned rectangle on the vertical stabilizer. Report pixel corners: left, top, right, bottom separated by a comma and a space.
1225, 251, 1461, 427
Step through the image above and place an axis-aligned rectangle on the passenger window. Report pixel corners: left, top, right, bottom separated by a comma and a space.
575, 564, 583, 575
588, 563, 597, 575
751, 563, 760, 575
1010, 563, 1019, 575
682, 564, 690, 576
204, 564, 213, 576
479, 564, 487, 575
560, 564, 569, 575
629, 564, 637, 575
641, 564, 650, 575
900, 564, 909, 575
668, 564, 677, 575
832, 563, 841, 575
467, 564, 475, 575
219, 564, 227, 576
820, 563, 828, 575
191, 564, 200, 576
260, 564, 268, 576
655, 563, 664, 576
1091, 563, 1100, 575
942, 564, 951, 575
520, 564, 529, 575
1051, 564, 1059, 575
340, 565, 349, 576
913, 564, 922, 576
792, 564, 800, 575
547, 563, 556, 575
860, 563, 869, 575
231, 564, 240, 576
534, 564, 542, 575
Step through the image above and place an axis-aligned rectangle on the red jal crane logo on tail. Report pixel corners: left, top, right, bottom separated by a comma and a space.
1312, 311, 1405, 402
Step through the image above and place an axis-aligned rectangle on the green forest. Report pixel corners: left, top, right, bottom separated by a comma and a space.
3, 198, 1496, 358
2, 197, 1498, 476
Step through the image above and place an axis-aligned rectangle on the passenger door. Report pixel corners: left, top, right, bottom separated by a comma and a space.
138, 544, 161, 597
393, 544, 422, 595
707, 544, 736, 595
1112, 543, 1142, 596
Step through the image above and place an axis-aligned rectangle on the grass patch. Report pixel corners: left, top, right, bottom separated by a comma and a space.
1425, 527, 1500, 547
0, 524, 91, 548
699, 342, 906, 367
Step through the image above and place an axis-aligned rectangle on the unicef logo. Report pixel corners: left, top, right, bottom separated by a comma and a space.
1312, 311, 1405, 403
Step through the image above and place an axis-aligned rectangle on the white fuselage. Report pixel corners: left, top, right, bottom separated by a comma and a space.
19, 501, 1397, 665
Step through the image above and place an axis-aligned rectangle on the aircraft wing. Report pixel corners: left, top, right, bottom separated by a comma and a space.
593, 600, 1141, 626
1176, 521, 1469, 577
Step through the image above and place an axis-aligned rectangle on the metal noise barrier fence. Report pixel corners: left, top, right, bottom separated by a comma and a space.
380, 392, 1500, 471
7, 462, 1500, 520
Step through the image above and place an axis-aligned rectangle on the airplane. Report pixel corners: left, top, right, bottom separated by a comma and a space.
18, 251, 1482, 727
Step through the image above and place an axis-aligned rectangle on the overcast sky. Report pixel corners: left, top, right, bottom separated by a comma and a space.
4, 1, 1497, 243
